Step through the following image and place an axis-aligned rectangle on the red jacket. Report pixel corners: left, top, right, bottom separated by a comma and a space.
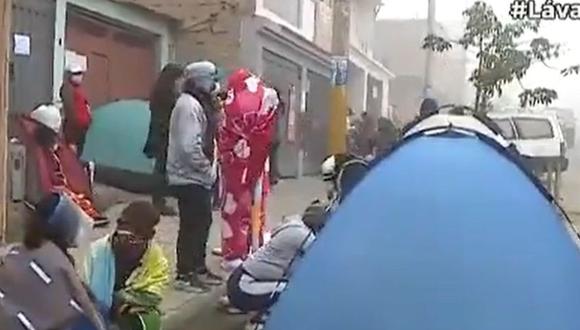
72, 84, 91, 130
61, 80, 91, 141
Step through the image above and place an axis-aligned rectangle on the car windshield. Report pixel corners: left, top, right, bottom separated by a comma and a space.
513, 118, 554, 140
493, 119, 516, 140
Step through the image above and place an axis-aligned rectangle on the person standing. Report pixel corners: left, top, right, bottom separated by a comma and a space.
60, 63, 91, 156
166, 61, 222, 293
218, 69, 279, 271
144, 63, 184, 216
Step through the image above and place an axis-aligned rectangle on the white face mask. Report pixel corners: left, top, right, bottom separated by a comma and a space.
70, 74, 84, 84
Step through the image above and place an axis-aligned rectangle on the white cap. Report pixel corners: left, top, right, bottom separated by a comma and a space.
30, 104, 62, 133
66, 62, 85, 74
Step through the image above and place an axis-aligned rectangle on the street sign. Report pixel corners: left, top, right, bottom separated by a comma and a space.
331, 56, 348, 86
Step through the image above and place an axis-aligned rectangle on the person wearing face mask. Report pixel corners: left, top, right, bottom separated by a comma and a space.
167, 61, 223, 293
23, 104, 104, 222
83, 201, 169, 330
60, 63, 92, 156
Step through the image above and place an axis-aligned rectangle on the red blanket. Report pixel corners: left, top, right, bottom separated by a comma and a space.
218, 69, 278, 261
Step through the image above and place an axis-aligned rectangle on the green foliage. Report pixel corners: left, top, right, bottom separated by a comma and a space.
422, 1, 577, 112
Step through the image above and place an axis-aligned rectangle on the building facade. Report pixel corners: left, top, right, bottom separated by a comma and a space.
9, 0, 174, 114
347, 0, 394, 120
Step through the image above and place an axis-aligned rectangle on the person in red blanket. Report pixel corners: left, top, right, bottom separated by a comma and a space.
218, 69, 279, 271
28, 104, 104, 223
61, 63, 91, 156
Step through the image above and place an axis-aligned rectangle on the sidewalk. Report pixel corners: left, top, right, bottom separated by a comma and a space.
90, 177, 326, 329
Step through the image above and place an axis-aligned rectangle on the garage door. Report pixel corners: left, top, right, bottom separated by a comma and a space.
65, 11, 157, 107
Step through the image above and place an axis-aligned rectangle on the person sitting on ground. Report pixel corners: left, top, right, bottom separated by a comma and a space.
84, 201, 169, 330
23, 103, 104, 223
321, 154, 370, 212
224, 201, 328, 316
0, 193, 106, 330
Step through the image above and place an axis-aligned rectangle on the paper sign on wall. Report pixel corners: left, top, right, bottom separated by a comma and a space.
14, 34, 31, 56
65, 50, 88, 72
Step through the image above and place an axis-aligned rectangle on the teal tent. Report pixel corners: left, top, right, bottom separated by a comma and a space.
81, 100, 156, 192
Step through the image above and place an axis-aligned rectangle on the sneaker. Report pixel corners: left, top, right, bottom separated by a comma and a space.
173, 275, 196, 293
198, 268, 223, 286
217, 295, 246, 315
189, 273, 211, 294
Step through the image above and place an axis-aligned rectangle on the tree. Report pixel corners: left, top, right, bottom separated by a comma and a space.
422, 1, 578, 112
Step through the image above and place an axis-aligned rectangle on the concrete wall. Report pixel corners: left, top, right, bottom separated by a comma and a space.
314, 0, 333, 52
350, 0, 377, 57
347, 62, 366, 115
263, 0, 301, 28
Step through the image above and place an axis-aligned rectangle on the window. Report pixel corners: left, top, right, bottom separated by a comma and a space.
493, 119, 516, 140
514, 118, 554, 139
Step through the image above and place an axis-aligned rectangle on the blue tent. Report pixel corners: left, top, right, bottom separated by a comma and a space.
266, 117, 580, 330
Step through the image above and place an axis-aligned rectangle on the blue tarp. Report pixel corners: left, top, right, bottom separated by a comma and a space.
266, 133, 580, 330
81, 100, 154, 175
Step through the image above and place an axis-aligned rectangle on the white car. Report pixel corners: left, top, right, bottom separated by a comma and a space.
489, 112, 568, 173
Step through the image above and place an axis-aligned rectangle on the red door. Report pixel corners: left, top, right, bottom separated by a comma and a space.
65, 13, 157, 107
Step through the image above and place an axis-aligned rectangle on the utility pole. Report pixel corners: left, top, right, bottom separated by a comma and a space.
423, 0, 436, 98
328, 0, 350, 155
0, 0, 10, 242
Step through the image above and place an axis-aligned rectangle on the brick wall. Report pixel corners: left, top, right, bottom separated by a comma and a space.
113, 0, 255, 70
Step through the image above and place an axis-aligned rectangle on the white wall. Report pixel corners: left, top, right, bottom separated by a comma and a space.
350, 0, 376, 56
301, 0, 316, 41
255, 0, 316, 42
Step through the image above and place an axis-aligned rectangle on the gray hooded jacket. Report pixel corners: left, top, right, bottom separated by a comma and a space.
166, 93, 215, 189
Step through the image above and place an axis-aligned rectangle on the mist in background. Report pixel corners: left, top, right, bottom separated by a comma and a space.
378, 0, 580, 113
